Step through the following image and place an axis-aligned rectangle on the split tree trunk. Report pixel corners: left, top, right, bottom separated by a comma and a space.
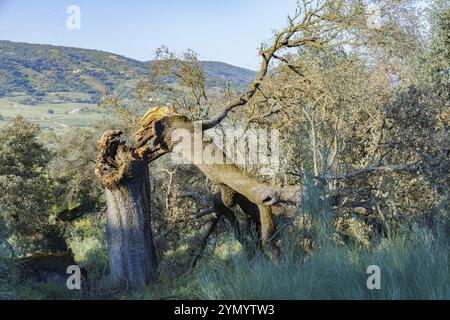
95, 130, 157, 289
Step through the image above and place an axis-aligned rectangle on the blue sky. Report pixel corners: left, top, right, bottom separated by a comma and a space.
0, 0, 298, 69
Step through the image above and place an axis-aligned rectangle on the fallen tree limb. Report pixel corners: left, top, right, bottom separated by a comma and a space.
195, 207, 215, 219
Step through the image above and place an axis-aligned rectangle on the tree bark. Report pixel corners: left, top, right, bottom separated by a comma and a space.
95, 130, 157, 289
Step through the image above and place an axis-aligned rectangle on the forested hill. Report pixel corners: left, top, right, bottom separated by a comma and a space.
0, 40, 257, 104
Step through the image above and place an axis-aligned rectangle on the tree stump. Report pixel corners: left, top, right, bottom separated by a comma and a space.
95, 130, 157, 289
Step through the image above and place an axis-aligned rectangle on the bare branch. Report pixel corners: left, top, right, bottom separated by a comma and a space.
190, 215, 220, 271
195, 207, 215, 219
180, 191, 210, 204
202, 0, 358, 130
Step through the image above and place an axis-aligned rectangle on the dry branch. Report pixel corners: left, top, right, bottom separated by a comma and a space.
202, 0, 358, 130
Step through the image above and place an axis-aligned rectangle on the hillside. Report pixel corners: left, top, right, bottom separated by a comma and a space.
0, 41, 257, 104
200, 61, 257, 89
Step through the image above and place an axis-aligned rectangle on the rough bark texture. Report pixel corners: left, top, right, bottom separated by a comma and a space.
95, 130, 157, 289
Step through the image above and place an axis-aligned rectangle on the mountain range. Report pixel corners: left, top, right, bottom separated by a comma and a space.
0, 40, 257, 105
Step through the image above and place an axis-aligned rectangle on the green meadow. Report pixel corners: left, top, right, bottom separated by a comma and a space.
0, 98, 109, 133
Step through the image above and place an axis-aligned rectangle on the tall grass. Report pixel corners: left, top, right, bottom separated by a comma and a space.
0, 257, 74, 300
195, 178, 449, 300
196, 226, 449, 299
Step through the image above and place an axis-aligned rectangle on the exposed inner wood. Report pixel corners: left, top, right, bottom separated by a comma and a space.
95, 130, 157, 289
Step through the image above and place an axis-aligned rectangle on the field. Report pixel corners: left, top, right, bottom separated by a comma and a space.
0, 98, 109, 133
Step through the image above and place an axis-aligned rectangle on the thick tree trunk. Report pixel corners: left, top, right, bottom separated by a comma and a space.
96, 130, 157, 289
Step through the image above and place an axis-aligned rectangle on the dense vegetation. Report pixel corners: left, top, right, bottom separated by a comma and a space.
0, 0, 449, 300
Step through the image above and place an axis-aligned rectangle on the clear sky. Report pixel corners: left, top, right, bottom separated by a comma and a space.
0, 0, 298, 70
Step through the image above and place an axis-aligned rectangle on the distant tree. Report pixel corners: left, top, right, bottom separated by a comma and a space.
0, 116, 66, 254
49, 125, 107, 222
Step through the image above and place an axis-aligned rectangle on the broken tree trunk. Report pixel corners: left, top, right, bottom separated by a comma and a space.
95, 130, 157, 289
134, 107, 301, 260
134, 107, 300, 207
